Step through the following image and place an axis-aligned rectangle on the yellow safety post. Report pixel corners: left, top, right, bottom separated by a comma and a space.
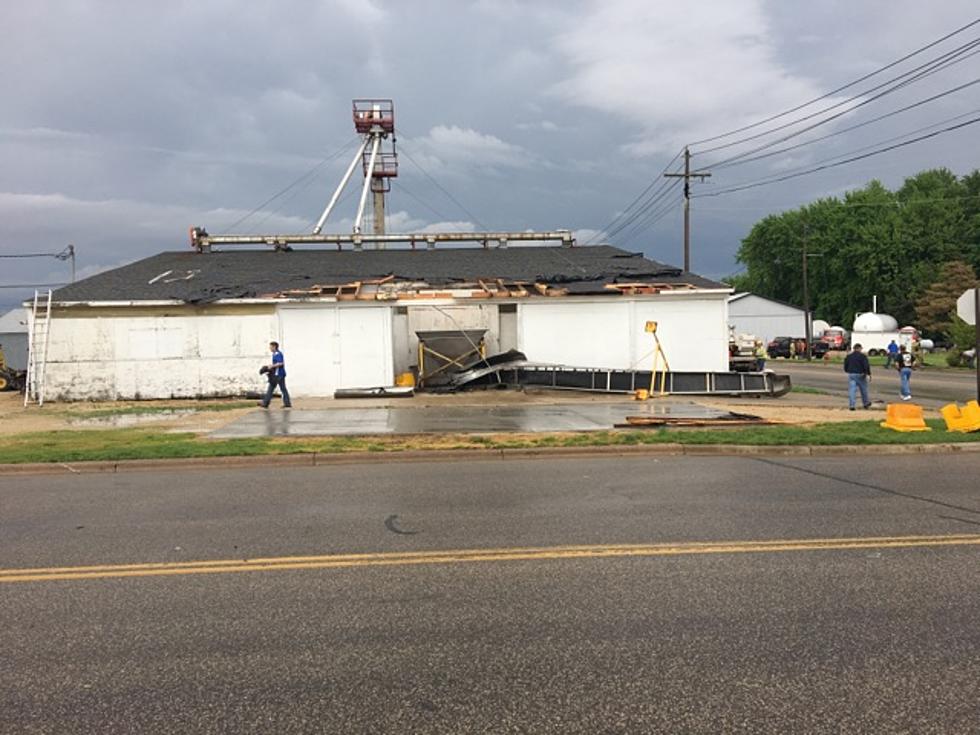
941, 401, 980, 432
880, 403, 931, 432
644, 321, 670, 397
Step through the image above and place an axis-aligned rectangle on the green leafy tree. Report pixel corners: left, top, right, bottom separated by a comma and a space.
913, 260, 978, 337
734, 168, 980, 328
948, 315, 976, 352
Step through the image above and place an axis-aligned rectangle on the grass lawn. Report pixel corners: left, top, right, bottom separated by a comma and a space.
816, 351, 967, 369
1, 420, 976, 464
790, 385, 829, 395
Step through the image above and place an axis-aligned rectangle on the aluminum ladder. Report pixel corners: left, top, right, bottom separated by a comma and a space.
24, 289, 53, 407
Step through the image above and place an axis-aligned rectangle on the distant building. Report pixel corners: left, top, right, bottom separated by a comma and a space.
728, 292, 809, 344
31, 246, 732, 401
0, 308, 29, 371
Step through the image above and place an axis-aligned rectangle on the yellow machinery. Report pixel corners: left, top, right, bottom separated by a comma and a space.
644, 321, 670, 398
416, 330, 486, 388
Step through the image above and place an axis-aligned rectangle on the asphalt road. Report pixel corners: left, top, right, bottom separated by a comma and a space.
774, 360, 979, 407
2, 456, 979, 733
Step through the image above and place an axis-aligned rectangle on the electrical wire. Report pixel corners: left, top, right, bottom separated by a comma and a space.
0, 246, 74, 259
697, 34, 980, 162
697, 114, 980, 198
602, 174, 684, 242
583, 148, 684, 244
608, 189, 683, 245
610, 189, 684, 245
711, 84, 980, 172
688, 17, 980, 147
693, 192, 980, 212
218, 137, 359, 233
395, 180, 456, 223
396, 140, 490, 230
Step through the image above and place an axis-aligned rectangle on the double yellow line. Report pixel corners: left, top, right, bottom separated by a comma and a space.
2, 534, 978, 584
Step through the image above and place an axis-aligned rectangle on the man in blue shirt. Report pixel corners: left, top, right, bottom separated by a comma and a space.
260, 341, 292, 409
885, 339, 899, 369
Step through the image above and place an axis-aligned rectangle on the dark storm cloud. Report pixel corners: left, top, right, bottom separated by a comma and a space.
2, 0, 978, 310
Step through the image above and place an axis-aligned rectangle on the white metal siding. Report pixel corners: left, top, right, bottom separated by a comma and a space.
277, 305, 392, 396
518, 295, 727, 372
728, 295, 807, 344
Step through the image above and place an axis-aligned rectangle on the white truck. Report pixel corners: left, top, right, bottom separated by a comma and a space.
850, 312, 919, 356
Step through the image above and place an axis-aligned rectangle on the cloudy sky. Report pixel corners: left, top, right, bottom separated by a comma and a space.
2, 0, 979, 309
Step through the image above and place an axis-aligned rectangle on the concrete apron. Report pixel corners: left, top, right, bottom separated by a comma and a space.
211, 400, 732, 438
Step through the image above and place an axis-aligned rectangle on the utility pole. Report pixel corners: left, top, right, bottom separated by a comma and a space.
801, 223, 822, 361
665, 147, 711, 272
802, 226, 811, 361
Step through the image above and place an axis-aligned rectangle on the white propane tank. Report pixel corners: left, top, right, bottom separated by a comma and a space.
811, 319, 830, 335
852, 312, 899, 332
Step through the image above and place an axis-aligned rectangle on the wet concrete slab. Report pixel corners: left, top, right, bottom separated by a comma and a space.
211, 400, 732, 438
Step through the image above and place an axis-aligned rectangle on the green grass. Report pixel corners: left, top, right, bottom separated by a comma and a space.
1, 420, 976, 465
790, 385, 829, 395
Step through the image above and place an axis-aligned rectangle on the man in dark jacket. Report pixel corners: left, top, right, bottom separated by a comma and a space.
843, 343, 872, 410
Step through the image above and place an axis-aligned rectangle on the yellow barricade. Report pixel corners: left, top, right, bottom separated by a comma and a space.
940, 400, 980, 433
880, 403, 931, 432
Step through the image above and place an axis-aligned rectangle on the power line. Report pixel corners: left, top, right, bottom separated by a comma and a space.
609, 189, 685, 246
603, 175, 683, 241
0, 283, 68, 289
584, 148, 684, 244
395, 139, 489, 230
219, 137, 359, 233
594, 158, 685, 243
395, 180, 455, 223
711, 84, 980, 172
688, 17, 980, 147
698, 34, 980, 162
693, 192, 980, 212
700, 112, 980, 198
697, 115, 980, 198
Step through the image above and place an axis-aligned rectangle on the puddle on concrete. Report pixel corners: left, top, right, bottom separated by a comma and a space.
69, 409, 198, 428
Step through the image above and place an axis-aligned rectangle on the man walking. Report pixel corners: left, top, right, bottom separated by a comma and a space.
885, 339, 899, 369
843, 343, 872, 410
896, 344, 915, 401
260, 341, 292, 409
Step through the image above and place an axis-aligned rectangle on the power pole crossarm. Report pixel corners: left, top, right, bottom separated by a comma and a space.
664, 147, 711, 272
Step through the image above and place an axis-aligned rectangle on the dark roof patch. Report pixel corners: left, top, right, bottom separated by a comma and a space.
52, 246, 728, 303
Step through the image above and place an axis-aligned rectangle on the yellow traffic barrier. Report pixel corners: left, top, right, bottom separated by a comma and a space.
963, 400, 980, 426
941, 401, 980, 433
880, 403, 931, 432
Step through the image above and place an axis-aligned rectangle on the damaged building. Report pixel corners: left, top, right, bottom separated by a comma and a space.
35, 245, 732, 401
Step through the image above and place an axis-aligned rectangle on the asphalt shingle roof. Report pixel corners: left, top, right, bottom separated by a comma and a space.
52, 246, 727, 303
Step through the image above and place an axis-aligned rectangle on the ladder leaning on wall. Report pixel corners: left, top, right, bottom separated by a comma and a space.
24, 289, 53, 407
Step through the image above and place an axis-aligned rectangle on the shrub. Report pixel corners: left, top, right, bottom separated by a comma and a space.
946, 348, 963, 367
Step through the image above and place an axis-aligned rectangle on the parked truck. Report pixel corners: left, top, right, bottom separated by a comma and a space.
728, 330, 761, 372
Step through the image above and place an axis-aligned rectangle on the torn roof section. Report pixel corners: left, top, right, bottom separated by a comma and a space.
51, 246, 730, 304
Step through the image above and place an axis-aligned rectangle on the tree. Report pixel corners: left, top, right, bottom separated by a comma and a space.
948, 315, 975, 352
734, 168, 980, 328
913, 260, 978, 338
